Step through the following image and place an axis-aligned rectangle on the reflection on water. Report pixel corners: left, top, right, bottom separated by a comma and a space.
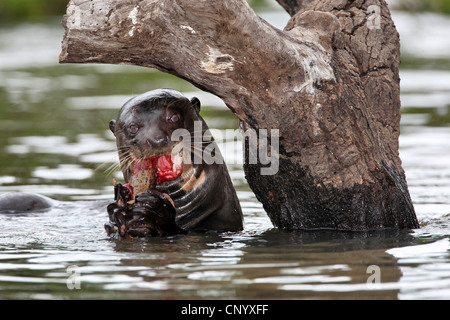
0, 8, 450, 300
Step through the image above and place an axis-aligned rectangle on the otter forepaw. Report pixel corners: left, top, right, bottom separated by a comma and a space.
105, 188, 184, 238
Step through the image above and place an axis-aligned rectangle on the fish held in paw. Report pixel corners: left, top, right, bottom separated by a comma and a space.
106, 89, 243, 238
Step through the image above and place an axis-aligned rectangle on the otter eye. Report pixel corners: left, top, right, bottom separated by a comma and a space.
129, 124, 139, 134
167, 113, 179, 123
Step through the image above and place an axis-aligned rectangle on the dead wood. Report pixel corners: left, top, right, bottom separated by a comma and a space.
60, 0, 419, 230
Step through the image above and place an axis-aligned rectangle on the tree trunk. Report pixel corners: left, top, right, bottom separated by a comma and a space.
60, 0, 419, 231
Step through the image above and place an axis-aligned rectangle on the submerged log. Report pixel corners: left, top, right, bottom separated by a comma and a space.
60, 0, 419, 231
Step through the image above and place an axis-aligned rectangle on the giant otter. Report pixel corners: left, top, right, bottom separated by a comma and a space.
0, 192, 55, 213
105, 89, 244, 238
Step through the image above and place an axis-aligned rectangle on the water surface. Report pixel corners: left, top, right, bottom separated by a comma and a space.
0, 9, 449, 300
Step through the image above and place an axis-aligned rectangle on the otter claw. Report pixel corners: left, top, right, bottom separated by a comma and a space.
106, 185, 183, 238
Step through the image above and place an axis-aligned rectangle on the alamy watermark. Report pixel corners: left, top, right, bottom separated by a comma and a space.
366, 265, 381, 289
171, 121, 279, 175
66, 265, 81, 290
367, 5, 381, 30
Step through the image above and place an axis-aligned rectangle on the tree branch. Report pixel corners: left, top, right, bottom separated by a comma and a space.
60, 0, 419, 230
61, 0, 335, 124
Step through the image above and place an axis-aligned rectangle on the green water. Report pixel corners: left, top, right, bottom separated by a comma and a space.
0, 8, 450, 300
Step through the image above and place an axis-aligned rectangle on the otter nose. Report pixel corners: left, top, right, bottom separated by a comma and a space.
146, 135, 169, 148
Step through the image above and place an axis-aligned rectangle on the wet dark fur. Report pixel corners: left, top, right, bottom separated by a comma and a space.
107, 89, 243, 236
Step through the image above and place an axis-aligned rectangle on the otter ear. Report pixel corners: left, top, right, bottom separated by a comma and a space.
190, 97, 201, 113
109, 120, 116, 136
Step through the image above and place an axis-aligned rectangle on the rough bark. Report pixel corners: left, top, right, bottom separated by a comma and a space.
60, 0, 419, 231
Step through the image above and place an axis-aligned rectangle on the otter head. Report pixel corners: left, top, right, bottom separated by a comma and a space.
110, 89, 201, 183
